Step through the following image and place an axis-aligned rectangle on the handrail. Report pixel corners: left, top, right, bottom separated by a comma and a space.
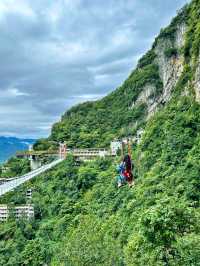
0, 159, 64, 197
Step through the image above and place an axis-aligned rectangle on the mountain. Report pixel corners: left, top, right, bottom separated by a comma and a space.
34, 3, 190, 150
1, 1, 200, 265
0, 137, 35, 163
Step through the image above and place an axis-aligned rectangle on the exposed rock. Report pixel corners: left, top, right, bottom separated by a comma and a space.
194, 53, 200, 102
142, 23, 186, 119
175, 23, 186, 49
132, 84, 156, 107
155, 23, 186, 103
147, 99, 161, 119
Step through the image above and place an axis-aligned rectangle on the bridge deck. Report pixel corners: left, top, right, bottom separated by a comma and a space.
16, 148, 111, 157
16, 150, 59, 157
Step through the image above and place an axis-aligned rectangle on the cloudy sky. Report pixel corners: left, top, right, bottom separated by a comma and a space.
0, 0, 188, 139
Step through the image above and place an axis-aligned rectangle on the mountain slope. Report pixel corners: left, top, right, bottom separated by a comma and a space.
1, 97, 200, 265
0, 137, 35, 163
1, 0, 200, 265
34, 3, 189, 149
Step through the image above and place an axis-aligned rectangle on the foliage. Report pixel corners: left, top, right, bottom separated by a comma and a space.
0, 158, 30, 179
137, 50, 156, 68
184, 0, 200, 67
1, 1, 200, 265
33, 138, 56, 151
1, 91, 200, 265
164, 47, 178, 58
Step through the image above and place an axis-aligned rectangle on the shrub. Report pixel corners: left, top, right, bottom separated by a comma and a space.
137, 50, 156, 68
164, 47, 178, 58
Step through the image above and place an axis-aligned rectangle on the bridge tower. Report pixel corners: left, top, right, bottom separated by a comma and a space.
28, 145, 42, 170
59, 143, 67, 159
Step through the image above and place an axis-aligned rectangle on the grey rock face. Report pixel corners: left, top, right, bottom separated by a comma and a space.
175, 23, 186, 49
133, 23, 186, 119
155, 23, 185, 103
132, 84, 156, 107
194, 54, 200, 102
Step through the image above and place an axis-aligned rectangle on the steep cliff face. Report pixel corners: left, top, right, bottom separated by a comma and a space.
155, 23, 185, 96
134, 22, 186, 119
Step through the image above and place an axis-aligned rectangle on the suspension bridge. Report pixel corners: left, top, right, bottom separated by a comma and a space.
0, 158, 64, 197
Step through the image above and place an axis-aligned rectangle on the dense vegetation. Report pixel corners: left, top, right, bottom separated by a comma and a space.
0, 158, 30, 179
1, 0, 200, 265
1, 94, 200, 265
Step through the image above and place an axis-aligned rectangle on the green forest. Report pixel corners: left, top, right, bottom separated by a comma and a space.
1, 0, 200, 265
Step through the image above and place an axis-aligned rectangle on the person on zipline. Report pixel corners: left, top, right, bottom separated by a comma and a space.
116, 139, 135, 188
123, 154, 134, 188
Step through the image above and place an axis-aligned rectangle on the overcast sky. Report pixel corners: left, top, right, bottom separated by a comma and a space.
0, 0, 188, 139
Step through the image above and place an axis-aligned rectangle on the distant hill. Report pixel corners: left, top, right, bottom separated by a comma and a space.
0, 137, 35, 163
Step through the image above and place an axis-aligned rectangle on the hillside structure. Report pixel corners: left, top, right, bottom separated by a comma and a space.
0, 204, 34, 222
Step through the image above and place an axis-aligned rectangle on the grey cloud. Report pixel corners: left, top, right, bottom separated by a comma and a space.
0, 0, 189, 138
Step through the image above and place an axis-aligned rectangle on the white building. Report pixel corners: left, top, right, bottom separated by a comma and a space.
0, 204, 34, 222
15, 205, 34, 219
110, 141, 122, 156
99, 150, 108, 158
136, 129, 144, 144
26, 189, 32, 199
1, 166, 10, 173
0, 205, 9, 221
